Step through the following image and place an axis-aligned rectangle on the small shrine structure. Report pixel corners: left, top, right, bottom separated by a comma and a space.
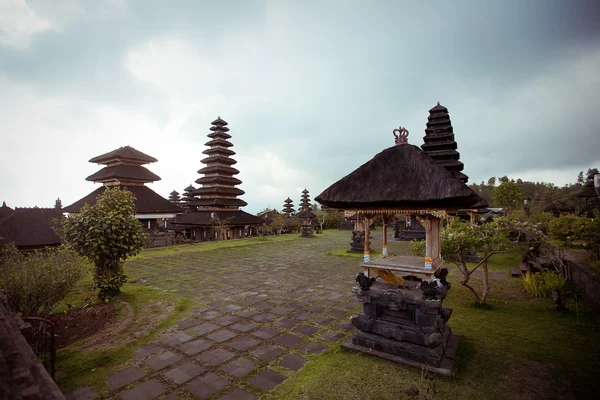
316, 125, 486, 375
170, 118, 262, 240
296, 189, 316, 237
63, 146, 180, 230
169, 190, 181, 206
182, 185, 196, 207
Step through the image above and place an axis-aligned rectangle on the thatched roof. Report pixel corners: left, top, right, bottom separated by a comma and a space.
0, 208, 62, 250
171, 210, 262, 227
85, 165, 161, 183
296, 210, 316, 219
89, 146, 157, 165
63, 186, 181, 214
0, 202, 13, 220
315, 143, 486, 210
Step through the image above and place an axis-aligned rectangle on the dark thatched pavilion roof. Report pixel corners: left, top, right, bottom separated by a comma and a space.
315, 143, 486, 210
63, 186, 181, 214
89, 145, 158, 165
0, 201, 14, 220
171, 210, 262, 227
0, 208, 62, 250
85, 165, 161, 183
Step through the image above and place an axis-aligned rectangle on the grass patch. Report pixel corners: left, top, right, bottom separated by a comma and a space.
266, 272, 600, 400
130, 233, 304, 260
54, 283, 195, 394
325, 248, 382, 259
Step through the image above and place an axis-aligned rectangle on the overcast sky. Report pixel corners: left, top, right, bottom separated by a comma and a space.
1, 0, 599, 214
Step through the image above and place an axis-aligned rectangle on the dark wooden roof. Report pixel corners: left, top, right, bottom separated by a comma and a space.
204, 139, 233, 147
0, 202, 14, 220
193, 187, 245, 196
0, 208, 62, 250
0, 292, 66, 399
296, 210, 317, 219
88, 146, 157, 165
197, 165, 240, 176
85, 165, 161, 183
315, 144, 486, 210
63, 186, 181, 214
211, 117, 228, 126
196, 176, 243, 186
188, 198, 248, 207
171, 210, 262, 226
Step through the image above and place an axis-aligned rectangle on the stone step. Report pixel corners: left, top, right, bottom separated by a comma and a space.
510, 268, 522, 277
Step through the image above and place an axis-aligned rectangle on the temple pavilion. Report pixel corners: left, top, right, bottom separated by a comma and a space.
63, 146, 180, 230
316, 124, 486, 375
169, 117, 262, 240
296, 189, 316, 237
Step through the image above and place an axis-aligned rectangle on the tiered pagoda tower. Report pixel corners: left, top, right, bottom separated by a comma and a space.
169, 190, 181, 206
296, 189, 316, 237
421, 103, 468, 183
63, 146, 180, 230
282, 197, 295, 216
182, 185, 196, 207
170, 117, 262, 241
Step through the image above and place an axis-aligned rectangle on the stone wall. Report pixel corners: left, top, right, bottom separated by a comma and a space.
145, 232, 176, 248
565, 255, 600, 309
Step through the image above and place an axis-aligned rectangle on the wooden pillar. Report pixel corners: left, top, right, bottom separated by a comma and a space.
382, 214, 389, 256
364, 215, 371, 263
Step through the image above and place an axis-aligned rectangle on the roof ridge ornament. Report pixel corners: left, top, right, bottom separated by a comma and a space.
393, 127, 409, 145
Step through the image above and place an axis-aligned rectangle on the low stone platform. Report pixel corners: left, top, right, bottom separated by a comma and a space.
341, 332, 460, 376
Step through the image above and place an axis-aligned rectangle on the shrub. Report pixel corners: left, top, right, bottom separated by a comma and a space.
409, 239, 426, 257
580, 212, 600, 262
0, 244, 89, 317
548, 214, 587, 246
522, 271, 566, 298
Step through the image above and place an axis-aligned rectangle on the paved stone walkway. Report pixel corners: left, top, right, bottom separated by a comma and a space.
65, 231, 386, 400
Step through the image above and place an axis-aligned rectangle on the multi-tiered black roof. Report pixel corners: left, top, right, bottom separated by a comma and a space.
297, 189, 316, 219
64, 146, 180, 215
169, 190, 181, 205
282, 197, 295, 216
182, 185, 196, 205
421, 103, 468, 183
189, 118, 247, 208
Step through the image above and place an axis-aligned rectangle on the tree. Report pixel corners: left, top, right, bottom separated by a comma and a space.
270, 212, 287, 235
59, 187, 146, 299
211, 214, 234, 240
410, 218, 543, 305
314, 210, 327, 233
487, 177, 496, 187
498, 176, 509, 183
577, 171, 584, 185
492, 181, 524, 210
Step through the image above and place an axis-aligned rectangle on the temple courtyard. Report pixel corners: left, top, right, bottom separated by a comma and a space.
58, 230, 600, 400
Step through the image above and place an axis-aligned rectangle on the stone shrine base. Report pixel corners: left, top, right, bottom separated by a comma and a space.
341, 331, 460, 376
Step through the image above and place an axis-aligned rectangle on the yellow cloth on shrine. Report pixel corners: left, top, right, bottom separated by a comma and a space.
373, 268, 404, 287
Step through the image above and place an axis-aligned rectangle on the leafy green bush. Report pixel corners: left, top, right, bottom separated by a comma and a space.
580, 212, 600, 262
522, 271, 566, 298
409, 239, 426, 257
0, 244, 89, 317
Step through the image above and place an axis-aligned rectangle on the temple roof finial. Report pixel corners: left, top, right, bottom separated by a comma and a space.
393, 127, 409, 145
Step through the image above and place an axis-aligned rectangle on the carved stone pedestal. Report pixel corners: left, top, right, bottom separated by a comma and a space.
341, 280, 459, 375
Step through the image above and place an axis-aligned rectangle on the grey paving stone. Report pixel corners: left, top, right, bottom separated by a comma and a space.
199, 348, 236, 366
215, 315, 240, 326
288, 301, 307, 308
270, 298, 286, 305
320, 299, 338, 307
221, 357, 258, 378
190, 322, 219, 336
235, 309, 260, 318
230, 321, 258, 332
164, 362, 205, 384
108, 366, 145, 390
291, 311, 312, 321
221, 304, 242, 312
163, 331, 194, 347
146, 351, 182, 371
251, 327, 279, 340
162, 395, 182, 400
178, 338, 213, 355
341, 301, 361, 310
120, 379, 165, 400
201, 310, 222, 320
207, 329, 238, 342
274, 333, 303, 347
218, 389, 257, 400
228, 337, 261, 351
312, 316, 334, 325
293, 324, 319, 336
301, 341, 328, 354
186, 373, 229, 399
306, 305, 326, 313
134, 343, 165, 359
239, 298, 260, 306
178, 317, 202, 330
270, 306, 292, 315
250, 345, 284, 362
190, 306, 210, 314
65, 386, 97, 400
321, 330, 345, 342
249, 369, 286, 391
251, 313, 277, 323
253, 301, 275, 310
337, 321, 356, 332
279, 354, 308, 371
274, 318, 297, 329
328, 309, 348, 318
